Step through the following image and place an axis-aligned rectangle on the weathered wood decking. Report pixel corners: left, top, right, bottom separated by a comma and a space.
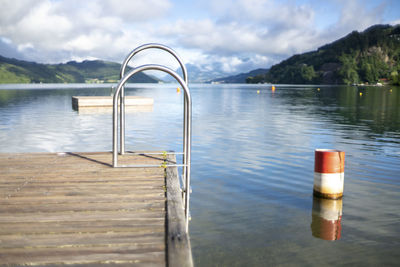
0, 152, 192, 266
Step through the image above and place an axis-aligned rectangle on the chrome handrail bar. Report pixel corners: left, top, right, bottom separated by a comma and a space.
113, 64, 192, 232
123, 151, 184, 155
116, 164, 187, 168
118, 44, 189, 197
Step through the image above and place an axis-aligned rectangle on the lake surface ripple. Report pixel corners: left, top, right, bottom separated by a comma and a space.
0, 83, 399, 266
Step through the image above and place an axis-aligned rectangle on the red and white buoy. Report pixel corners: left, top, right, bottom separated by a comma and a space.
311, 197, 342, 240
313, 149, 345, 199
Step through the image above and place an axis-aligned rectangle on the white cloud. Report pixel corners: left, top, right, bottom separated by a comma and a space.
0, 0, 172, 63
336, 0, 385, 30
0, 0, 398, 77
13, 1, 73, 44
0, 0, 42, 25
157, 12, 319, 57
312, 0, 388, 47
0, 37, 12, 45
17, 42, 34, 52
217, 0, 315, 28
101, 0, 171, 21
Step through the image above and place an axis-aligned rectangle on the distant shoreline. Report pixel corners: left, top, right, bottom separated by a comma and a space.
1, 83, 397, 91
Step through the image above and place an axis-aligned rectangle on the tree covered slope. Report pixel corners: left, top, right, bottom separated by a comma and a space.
0, 56, 159, 84
247, 24, 400, 85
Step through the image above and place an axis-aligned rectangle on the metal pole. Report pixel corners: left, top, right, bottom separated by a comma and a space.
184, 93, 191, 232
115, 164, 188, 168
113, 71, 141, 167
120, 85, 125, 155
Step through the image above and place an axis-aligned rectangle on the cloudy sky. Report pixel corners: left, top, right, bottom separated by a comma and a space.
1, 0, 399, 78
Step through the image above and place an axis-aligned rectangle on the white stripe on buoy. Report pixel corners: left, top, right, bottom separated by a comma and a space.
313, 172, 344, 195
313, 149, 345, 199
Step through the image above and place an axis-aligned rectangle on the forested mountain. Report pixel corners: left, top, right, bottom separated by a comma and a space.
209, 68, 269, 83
0, 56, 159, 84
247, 24, 400, 85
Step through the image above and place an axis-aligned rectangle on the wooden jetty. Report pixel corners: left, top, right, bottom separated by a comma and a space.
0, 152, 192, 266
72, 96, 154, 109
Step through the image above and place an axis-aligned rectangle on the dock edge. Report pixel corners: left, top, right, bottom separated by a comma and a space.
165, 154, 194, 267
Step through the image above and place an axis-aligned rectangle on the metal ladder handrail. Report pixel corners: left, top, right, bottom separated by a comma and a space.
118, 43, 189, 193
112, 63, 192, 232
118, 43, 188, 150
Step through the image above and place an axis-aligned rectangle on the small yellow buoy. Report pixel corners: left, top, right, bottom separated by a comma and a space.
359, 92, 363, 96
257, 90, 260, 94
317, 88, 320, 91
177, 87, 181, 93
272, 85, 276, 92
390, 89, 393, 93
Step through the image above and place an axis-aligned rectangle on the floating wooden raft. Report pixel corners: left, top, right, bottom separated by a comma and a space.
0, 152, 192, 266
72, 96, 154, 108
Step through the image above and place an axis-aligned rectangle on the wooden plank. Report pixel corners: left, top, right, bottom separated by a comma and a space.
0, 181, 165, 190
0, 231, 165, 248
72, 96, 154, 108
0, 247, 165, 266
166, 154, 193, 267
0, 173, 164, 181
76, 105, 154, 114
1, 186, 164, 196
2, 190, 164, 200
0, 220, 165, 235
0, 201, 165, 213
0, 210, 165, 223
0, 233, 164, 249
1, 194, 165, 205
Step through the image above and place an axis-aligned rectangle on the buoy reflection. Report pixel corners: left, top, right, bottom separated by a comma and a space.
311, 197, 342, 241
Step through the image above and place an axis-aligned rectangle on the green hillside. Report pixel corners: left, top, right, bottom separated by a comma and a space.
0, 55, 159, 84
247, 24, 400, 85
209, 68, 269, 84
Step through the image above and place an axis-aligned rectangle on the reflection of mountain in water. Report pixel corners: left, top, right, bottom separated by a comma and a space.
0, 86, 146, 108
0, 88, 106, 107
277, 85, 400, 136
0, 89, 79, 107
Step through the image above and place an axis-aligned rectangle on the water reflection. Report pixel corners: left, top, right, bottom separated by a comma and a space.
1, 84, 399, 265
277, 85, 400, 134
311, 197, 343, 241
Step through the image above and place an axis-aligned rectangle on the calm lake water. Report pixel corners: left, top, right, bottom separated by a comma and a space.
0, 83, 399, 266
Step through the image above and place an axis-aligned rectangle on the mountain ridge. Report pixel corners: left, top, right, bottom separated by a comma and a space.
208, 68, 269, 84
0, 55, 159, 84
247, 24, 400, 85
